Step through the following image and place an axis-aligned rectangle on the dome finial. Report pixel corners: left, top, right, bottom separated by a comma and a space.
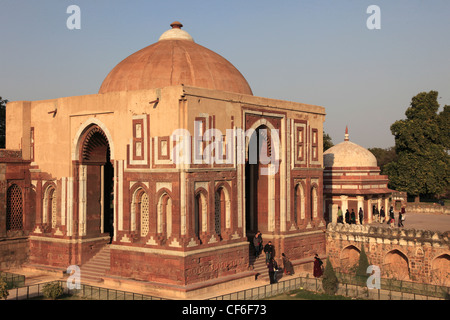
345, 126, 349, 141
159, 21, 194, 42
170, 21, 183, 29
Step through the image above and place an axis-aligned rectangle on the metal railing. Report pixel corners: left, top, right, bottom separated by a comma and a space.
209, 276, 323, 300
335, 271, 450, 300
4, 273, 448, 301
209, 274, 449, 300
6, 280, 167, 300
0, 271, 25, 289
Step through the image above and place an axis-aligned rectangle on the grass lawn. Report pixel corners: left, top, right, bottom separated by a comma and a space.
267, 288, 355, 300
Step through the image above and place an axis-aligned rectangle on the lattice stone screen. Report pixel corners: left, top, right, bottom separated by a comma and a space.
214, 192, 221, 235
140, 193, 149, 237
6, 184, 23, 231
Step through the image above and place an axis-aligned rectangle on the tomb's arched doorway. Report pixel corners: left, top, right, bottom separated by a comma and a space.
79, 125, 114, 240
245, 124, 272, 236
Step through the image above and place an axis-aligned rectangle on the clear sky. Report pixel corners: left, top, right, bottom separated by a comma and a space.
1, 0, 449, 149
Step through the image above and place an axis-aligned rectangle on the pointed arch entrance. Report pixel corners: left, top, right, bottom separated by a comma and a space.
245, 123, 276, 236
77, 124, 114, 240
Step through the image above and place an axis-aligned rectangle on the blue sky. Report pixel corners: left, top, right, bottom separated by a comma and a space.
1, 0, 449, 148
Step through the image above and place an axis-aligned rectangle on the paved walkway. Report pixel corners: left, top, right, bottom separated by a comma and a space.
367, 212, 450, 233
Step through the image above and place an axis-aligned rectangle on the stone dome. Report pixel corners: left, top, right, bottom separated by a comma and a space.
323, 128, 378, 168
99, 22, 253, 95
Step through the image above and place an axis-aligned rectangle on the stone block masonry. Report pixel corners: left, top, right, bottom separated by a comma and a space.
0, 237, 29, 270
326, 223, 450, 286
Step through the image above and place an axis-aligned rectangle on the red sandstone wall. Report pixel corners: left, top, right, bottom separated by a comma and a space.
29, 236, 108, 268
282, 231, 326, 262
109, 243, 249, 286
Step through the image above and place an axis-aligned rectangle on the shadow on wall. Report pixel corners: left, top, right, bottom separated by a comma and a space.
323, 154, 335, 168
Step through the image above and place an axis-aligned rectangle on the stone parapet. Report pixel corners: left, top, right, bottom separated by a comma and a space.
326, 223, 449, 247
325, 223, 450, 286
406, 203, 450, 215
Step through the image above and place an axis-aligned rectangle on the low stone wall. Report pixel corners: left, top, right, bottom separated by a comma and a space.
0, 236, 29, 270
406, 203, 450, 215
326, 223, 450, 286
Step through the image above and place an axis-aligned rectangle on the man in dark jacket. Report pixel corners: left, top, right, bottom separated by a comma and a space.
264, 241, 274, 263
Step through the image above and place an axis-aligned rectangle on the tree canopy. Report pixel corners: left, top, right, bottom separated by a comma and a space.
323, 131, 334, 152
368, 146, 397, 175
384, 91, 450, 200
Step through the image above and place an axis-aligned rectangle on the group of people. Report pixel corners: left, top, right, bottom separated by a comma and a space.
372, 205, 406, 228
252, 231, 295, 284
337, 207, 364, 225
336, 205, 406, 228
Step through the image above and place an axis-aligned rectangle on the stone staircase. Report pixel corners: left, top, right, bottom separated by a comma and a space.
248, 245, 284, 283
250, 254, 269, 281
80, 245, 111, 284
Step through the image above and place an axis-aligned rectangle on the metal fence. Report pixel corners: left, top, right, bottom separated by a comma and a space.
4, 274, 448, 301
209, 274, 449, 300
6, 280, 167, 300
209, 277, 323, 300
0, 271, 26, 289
335, 272, 450, 300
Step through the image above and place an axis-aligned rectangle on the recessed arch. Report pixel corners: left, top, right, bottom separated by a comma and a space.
311, 183, 319, 220
214, 182, 232, 237
245, 122, 279, 235
194, 188, 208, 240
156, 190, 173, 239
431, 253, 450, 286
130, 184, 149, 236
293, 181, 306, 226
75, 123, 114, 238
42, 182, 57, 228
6, 184, 23, 231
384, 249, 410, 281
72, 118, 115, 161
340, 245, 361, 271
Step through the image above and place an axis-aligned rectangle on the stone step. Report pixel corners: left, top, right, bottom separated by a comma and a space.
80, 245, 111, 284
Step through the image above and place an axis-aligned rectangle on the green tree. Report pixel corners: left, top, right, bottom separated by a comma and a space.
384, 91, 450, 201
0, 96, 8, 149
355, 245, 370, 286
323, 131, 334, 151
368, 146, 397, 175
322, 257, 339, 295
42, 282, 64, 300
0, 276, 9, 300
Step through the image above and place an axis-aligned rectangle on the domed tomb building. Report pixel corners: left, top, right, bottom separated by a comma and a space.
1, 22, 326, 297
323, 127, 393, 225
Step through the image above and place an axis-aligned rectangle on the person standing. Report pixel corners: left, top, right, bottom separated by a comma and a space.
313, 254, 323, 278
401, 206, 406, 226
398, 210, 404, 228
345, 209, 350, 224
264, 241, 274, 264
253, 231, 262, 258
359, 207, 364, 225
350, 209, 356, 224
373, 205, 379, 223
337, 206, 344, 224
282, 253, 294, 276
379, 206, 385, 223
267, 258, 277, 284
388, 206, 395, 226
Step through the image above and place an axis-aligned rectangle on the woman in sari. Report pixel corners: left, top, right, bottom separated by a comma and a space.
313, 254, 323, 278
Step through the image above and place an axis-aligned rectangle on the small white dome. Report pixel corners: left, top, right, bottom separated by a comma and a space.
159, 21, 194, 42
323, 129, 377, 168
